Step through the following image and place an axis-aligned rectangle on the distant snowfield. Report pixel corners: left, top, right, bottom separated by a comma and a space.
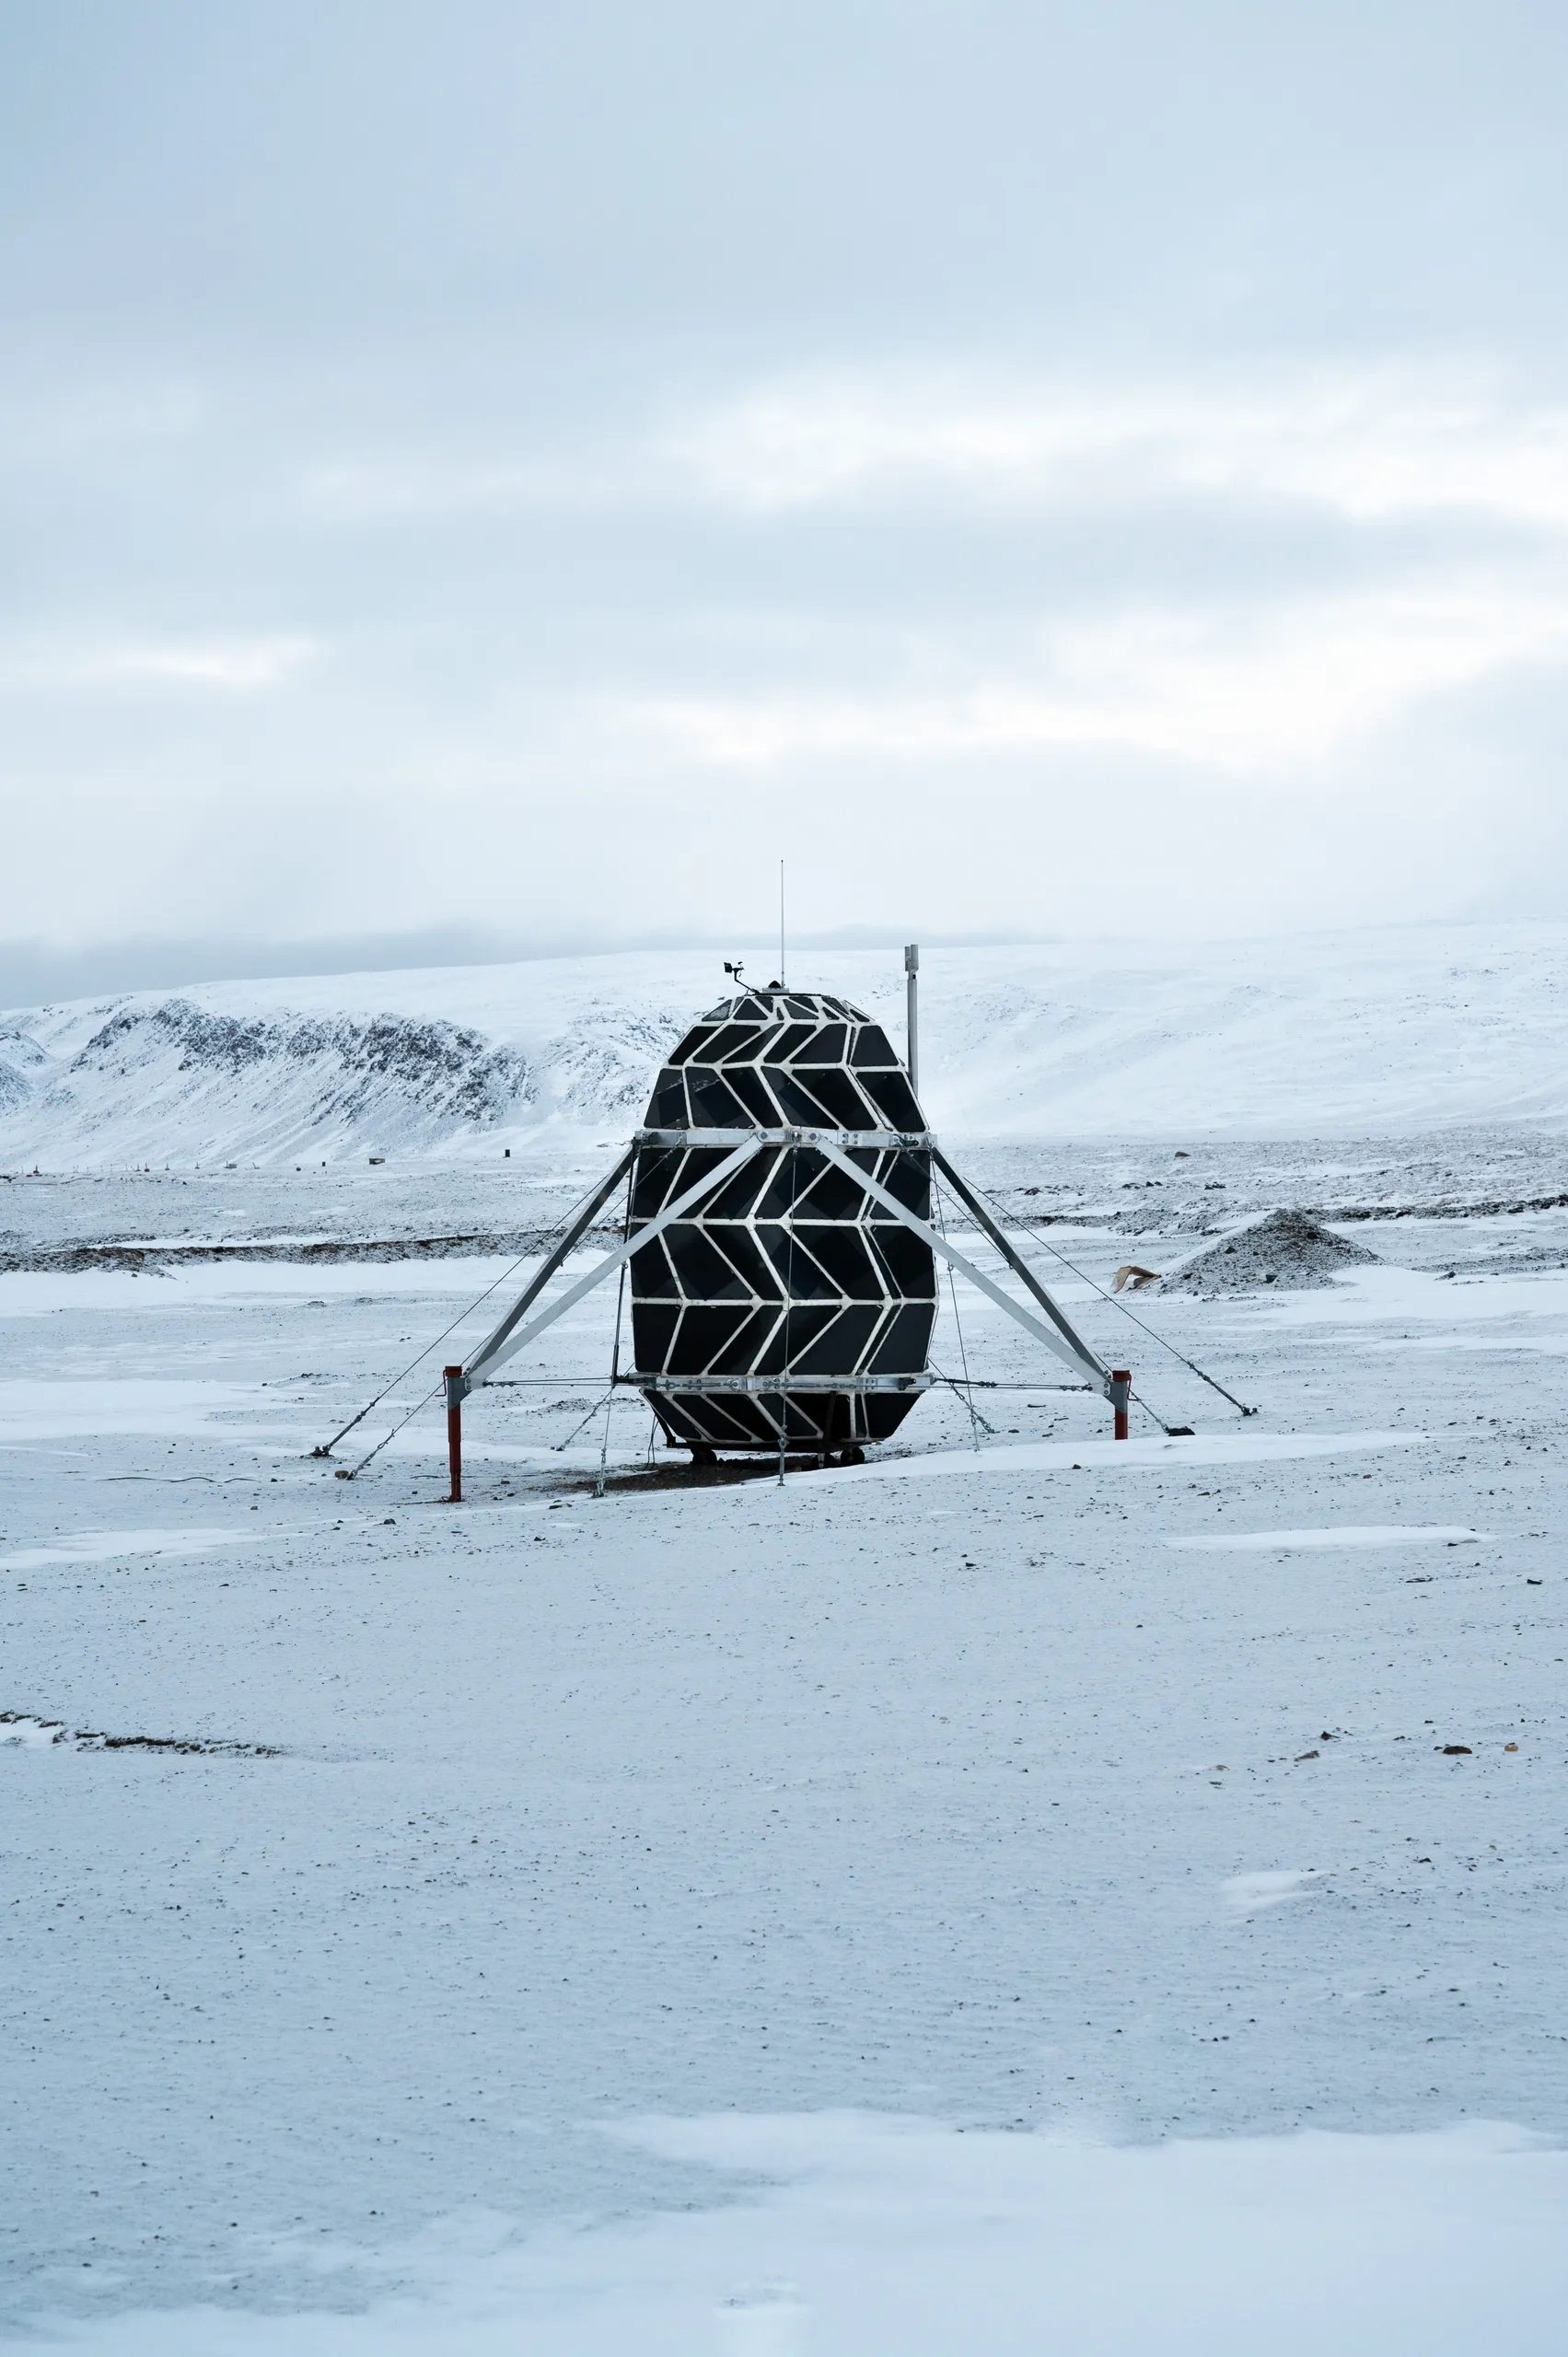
8, 920, 1568, 1165
1167, 1524, 1488, 1550
0, 1527, 257, 1573
0, 1376, 266, 1440
8, 2118, 1565, 2357
827, 1430, 1426, 1482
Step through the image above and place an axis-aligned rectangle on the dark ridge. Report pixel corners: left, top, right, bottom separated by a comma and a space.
0, 1223, 622, 1275
1332, 1193, 1568, 1221
75, 1731, 283, 1756
1, 1713, 279, 1755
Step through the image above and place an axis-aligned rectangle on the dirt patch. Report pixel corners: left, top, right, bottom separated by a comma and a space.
1, 1711, 279, 1755
0, 1224, 621, 1275
1162, 1209, 1381, 1295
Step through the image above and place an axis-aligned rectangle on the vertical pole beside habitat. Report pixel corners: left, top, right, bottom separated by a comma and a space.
444, 1366, 464, 1503
904, 943, 920, 1092
1110, 1369, 1131, 1442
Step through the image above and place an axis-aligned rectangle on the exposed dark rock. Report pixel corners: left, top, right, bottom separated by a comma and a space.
1162, 1208, 1381, 1295
64, 1001, 536, 1139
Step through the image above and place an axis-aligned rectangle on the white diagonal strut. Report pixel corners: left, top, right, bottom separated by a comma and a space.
461, 1135, 763, 1393
812, 1138, 1110, 1391
454, 1145, 637, 1385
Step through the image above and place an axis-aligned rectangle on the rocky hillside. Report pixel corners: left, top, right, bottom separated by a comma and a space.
5, 924, 1568, 1167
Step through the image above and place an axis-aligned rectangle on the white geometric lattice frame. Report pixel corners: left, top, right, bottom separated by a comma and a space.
458, 986, 1110, 1456
626, 989, 936, 1447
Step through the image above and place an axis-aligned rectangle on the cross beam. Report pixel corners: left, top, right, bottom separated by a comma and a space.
811, 1138, 1109, 1392
459, 1135, 763, 1395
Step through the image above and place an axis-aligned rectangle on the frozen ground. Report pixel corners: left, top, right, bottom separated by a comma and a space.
4, 1164, 1568, 2351
7, 1121, 1568, 1277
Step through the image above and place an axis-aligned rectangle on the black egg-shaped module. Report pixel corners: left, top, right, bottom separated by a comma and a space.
628, 990, 935, 1451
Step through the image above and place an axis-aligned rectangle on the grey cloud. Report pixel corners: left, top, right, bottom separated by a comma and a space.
6, 2, 1566, 354
3, 1, 1568, 970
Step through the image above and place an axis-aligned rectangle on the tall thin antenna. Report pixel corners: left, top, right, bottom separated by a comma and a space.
904, 942, 920, 1092
779, 861, 786, 988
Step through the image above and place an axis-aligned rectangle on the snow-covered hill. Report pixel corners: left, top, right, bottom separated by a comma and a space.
5, 923, 1568, 1167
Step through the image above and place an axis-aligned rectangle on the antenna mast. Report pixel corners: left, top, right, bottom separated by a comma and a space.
779, 861, 786, 988
904, 942, 920, 1091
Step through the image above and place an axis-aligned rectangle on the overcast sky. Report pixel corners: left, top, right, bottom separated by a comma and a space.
4, 0, 1568, 993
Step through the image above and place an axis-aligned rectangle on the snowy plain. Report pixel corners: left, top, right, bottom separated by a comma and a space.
4, 931, 1568, 2352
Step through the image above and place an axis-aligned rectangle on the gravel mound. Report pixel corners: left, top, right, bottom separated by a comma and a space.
1163, 1208, 1381, 1295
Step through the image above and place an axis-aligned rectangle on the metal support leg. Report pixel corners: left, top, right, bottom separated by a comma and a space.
459, 1146, 635, 1385
932, 1149, 1111, 1380
1110, 1368, 1131, 1440
444, 1364, 463, 1501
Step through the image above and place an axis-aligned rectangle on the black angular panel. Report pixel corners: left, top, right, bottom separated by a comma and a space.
703, 1224, 784, 1298
630, 1236, 677, 1295
867, 1221, 940, 1297
867, 1300, 937, 1373
851, 1024, 901, 1067
667, 1223, 753, 1301
630, 1147, 684, 1220
645, 1071, 689, 1129
714, 1305, 783, 1374
792, 1303, 881, 1375
761, 1024, 815, 1063
877, 1151, 933, 1219
668, 1028, 717, 1067
756, 1148, 828, 1218
629, 986, 935, 1452
725, 1064, 779, 1126
703, 1023, 761, 1062
764, 1302, 838, 1370
794, 1224, 884, 1298
768, 1070, 835, 1126
679, 1146, 741, 1198
669, 1304, 753, 1373
630, 1301, 680, 1365
794, 1156, 870, 1221
705, 1151, 775, 1219
857, 1068, 924, 1131
756, 1225, 842, 1300
685, 1067, 752, 1128
794, 1068, 875, 1129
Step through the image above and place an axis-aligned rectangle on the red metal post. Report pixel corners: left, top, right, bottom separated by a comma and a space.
1110, 1368, 1132, 1441
444, 1365, 464, 1503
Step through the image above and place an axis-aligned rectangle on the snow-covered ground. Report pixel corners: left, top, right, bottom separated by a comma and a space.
5, 929, 1568, 2349
4, 1179, 1568, 2351
9, 921, 1568, 1168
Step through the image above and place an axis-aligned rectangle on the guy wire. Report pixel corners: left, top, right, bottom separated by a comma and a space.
932, 1176, 982, 1453
310, 1164, 626, 1458
970, 1181, 1257, 1419
338, 1380, 444, 1481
